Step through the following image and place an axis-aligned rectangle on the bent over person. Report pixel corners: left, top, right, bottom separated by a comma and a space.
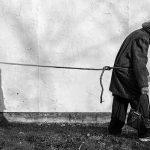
108, 21, 150, 141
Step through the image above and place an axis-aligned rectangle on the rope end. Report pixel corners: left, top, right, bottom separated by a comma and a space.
100, 101, 104, 104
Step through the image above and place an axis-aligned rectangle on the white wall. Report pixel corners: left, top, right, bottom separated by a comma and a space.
0, 0, 149, 112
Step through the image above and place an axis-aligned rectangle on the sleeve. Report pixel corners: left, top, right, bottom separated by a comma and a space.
132, 38, 149, 88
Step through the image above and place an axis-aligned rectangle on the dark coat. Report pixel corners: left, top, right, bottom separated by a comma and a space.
109, 26, 150, 99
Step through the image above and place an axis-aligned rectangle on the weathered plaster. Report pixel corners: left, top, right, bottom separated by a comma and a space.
0, 0, 149, 112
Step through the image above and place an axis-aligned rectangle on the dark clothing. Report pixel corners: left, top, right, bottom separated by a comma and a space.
109, 28, 150, 99
109, 23, 150, 138
108, 95, 149, 137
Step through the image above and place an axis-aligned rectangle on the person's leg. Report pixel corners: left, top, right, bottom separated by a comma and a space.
139, 94, 150, 138
108, 95, 129, 135
130, 94, 150, 138
139, 94, 149, 119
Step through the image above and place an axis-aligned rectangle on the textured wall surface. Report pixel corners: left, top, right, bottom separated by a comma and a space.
0, 0, 149, 112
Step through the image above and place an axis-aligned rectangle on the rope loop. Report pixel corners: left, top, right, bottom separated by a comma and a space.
99, 66, 131, 103
100, 66, 113, 103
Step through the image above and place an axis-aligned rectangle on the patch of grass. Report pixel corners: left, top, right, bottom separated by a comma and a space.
0, 122, 150, 150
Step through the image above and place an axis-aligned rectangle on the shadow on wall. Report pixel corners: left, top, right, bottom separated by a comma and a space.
0, 2, 39, 63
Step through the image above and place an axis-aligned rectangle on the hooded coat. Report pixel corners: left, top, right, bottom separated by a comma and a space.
109, 22, 150, 99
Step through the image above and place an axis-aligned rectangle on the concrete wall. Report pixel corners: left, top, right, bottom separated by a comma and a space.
0, 0, 149, 112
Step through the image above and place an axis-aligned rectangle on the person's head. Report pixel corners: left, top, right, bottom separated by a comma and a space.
142, 21, 150, 33
142, 21, 150, 29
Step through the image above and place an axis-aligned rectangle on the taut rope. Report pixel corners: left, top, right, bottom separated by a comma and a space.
0, 61, 130, 103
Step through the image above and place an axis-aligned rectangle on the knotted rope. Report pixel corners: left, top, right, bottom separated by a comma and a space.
100, 66, 112, 103
0, 61, 129, 104
99, 66, 131, 103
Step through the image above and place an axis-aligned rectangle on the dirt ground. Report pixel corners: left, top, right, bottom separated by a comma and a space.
1, 122, 150, 150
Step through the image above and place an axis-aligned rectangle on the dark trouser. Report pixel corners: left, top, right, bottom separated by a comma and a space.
108, 94, 149, 137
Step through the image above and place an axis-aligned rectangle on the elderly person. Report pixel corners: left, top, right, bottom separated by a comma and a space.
108, 21, 150, 141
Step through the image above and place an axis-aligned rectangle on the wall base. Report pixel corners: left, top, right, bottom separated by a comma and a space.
4, 112, 111, 124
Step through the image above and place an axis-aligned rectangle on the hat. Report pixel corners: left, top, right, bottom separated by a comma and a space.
142, 21, 150, 33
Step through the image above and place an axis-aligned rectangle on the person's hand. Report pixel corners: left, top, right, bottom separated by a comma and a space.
141, 87, 149, 95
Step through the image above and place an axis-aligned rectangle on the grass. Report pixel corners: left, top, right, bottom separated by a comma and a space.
0, 122, 150, 150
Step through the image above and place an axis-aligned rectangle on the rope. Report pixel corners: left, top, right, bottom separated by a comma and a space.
0, 61, 104, 71
0, 61, 130, 104
100, 66, 112, 103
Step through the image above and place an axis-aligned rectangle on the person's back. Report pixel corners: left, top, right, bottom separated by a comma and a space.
109, 27, 150, 100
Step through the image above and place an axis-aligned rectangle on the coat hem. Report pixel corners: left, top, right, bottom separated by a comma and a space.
110, 90, 140, 100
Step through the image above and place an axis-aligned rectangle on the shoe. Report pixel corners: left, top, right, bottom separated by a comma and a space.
108, 127, 122, 136
108, 118, 124, 136
108, 130, 121, 136
139, 132, 150, 142
139, 136, 150, 142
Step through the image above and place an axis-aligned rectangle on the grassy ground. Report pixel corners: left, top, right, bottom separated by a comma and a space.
1, 122, 150, 150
